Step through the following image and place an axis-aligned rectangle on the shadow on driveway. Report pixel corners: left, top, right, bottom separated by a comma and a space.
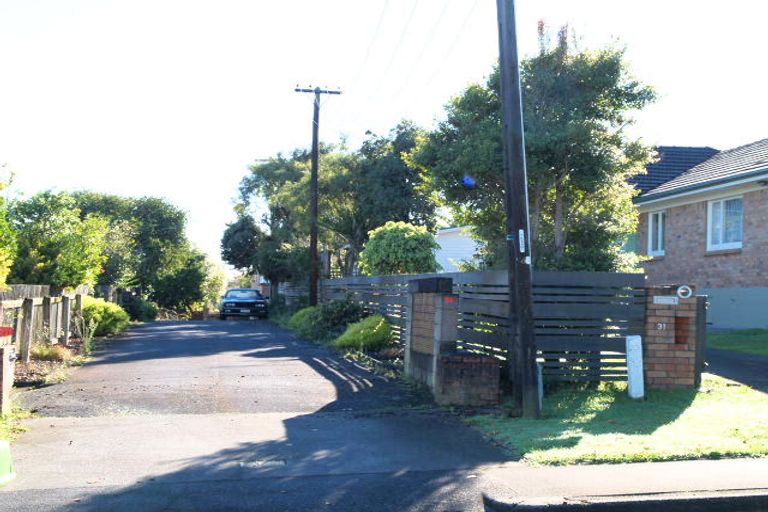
30, 320, 509, 511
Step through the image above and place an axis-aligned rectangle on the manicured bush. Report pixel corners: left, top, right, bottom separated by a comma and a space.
82, 297, 130, 337
359, 221, 440, 276
334, 315, 394, 352
120, 294, 159, 322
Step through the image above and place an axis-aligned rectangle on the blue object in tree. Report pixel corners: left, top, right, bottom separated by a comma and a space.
462, 175, 477, 188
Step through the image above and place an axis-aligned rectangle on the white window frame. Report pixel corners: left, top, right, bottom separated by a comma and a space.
647, 210, 666, 257
707, 195, 743, 251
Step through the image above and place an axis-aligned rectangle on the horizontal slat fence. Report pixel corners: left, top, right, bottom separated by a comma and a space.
321, 270, 646, 382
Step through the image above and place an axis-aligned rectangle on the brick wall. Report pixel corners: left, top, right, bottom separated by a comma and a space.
410, 294, 437, 355
436, 355, 500, 406
640, 188, 768, 288
644, 286, 704, 390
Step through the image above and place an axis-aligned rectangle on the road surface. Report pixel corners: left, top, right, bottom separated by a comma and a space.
0, 320, 509, 511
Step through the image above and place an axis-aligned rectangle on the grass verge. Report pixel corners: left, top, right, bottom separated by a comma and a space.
466, 373, 768, 465
0, 405, 33, 442
708, 329, 768, 356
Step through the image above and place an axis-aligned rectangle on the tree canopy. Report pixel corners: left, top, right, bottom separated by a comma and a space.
0, 173, 17, 289
411, 26, 655, 271
230, 124, 439, 281
8, 192, 109, 288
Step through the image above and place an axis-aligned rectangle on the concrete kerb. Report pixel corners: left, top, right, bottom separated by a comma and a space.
483, 489, 768, 511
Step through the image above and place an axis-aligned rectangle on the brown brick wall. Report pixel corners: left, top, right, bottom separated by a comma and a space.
640, 188, 768, 288
411, 293, 436, 354
644, 286, 702, 390
435, 354, 500, 406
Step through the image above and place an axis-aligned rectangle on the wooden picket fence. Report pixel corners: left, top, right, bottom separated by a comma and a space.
321, 270, 646, 382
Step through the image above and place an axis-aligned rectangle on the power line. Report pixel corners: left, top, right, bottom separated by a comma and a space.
376, 0, 420, 90
403, 0, 480, 114
387, 0, 452, 103
350, 0, 390, 90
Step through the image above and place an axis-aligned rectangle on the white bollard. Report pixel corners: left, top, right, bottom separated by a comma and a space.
626, 335, 645, 399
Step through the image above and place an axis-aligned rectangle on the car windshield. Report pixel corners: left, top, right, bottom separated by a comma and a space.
224, 290, 261, 300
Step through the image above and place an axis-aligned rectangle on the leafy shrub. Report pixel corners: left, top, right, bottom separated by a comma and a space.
359, 221, 440, 276
316, 300, 365, 337
120, 294, 158, 322
287, 306, 322, 339
82, 297, 130, 337
334, 315, 393, 352
31, 344, 73, 362
286, 300, 366, 341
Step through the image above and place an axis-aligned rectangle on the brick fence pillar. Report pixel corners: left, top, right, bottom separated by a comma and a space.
404, 278, 455, 388
644, 285, 707, 390
404, 277, 500, 406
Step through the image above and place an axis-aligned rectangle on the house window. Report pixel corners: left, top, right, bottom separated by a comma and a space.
648, 211, 666, 256
707, 196, 743, 251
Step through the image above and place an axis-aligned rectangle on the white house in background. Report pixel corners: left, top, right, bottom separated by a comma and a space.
435, 226, 478, 273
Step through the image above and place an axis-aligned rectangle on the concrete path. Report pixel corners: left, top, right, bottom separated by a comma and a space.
0, 320, 510, 511
707, 348, 768, 393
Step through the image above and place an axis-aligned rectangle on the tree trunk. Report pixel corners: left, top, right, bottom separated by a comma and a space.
554, 181, 567, 262
530, 188, 543, 264
270, 281, 279, 303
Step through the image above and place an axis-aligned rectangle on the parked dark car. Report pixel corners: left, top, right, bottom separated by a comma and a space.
219, 288, 268, 320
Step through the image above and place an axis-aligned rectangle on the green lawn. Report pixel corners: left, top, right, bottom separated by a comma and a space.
708, 329, 768, 356
466, 374, 768, 465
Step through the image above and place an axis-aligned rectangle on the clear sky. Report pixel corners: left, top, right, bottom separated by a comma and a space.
1, 0, 766, 269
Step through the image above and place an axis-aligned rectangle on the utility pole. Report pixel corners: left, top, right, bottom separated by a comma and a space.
496, 0, 540, 418
295, 86, 341, 306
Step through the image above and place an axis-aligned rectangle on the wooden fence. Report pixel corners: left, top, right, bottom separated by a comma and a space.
321, 270, 646, 382
0, 293, 84, 364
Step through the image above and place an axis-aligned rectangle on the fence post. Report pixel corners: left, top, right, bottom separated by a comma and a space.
20, 298, 35, 364
626, 335, 645, 399
52, 299, 61, 344
0, 346, 14, 416
13, 308, 23, 348
694, 296, 708, 388
74, 294, 83, 317
42, 296, 54, 343
60, 296, 72, 344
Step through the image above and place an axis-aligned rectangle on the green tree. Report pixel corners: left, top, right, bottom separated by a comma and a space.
358, 121, 436, 230
72, 192, 187, 289
253, 239, 309, 299
152, 247, 207, 312
411, 25, 655, 271
358, 221, 440, 276
237, 133, 438, 277
220, 214, 264, 274
131, 197, 187, 292
201, 260, 227, 310
0, 172, 17, 289
9, 192, 109, 288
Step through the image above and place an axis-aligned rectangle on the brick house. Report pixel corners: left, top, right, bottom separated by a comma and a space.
634, 139, 768, 329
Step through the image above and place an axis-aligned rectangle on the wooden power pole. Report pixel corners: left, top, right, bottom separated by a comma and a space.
295, 86, 341, 306
496, 0, 540, 418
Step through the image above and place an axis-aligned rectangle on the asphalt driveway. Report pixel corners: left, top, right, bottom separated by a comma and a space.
0, 320, 509, 511
707, 348, 768, 393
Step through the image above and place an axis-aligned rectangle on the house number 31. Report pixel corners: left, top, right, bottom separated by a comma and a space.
656, 322, 667, 331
